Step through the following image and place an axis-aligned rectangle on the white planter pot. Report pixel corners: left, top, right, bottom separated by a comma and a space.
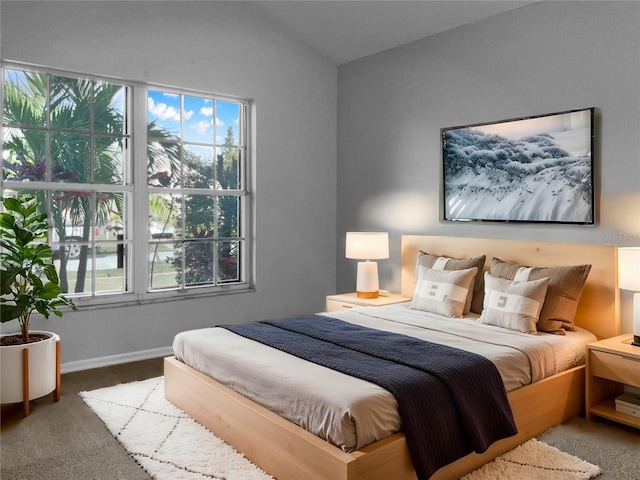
0, 331, 60, 404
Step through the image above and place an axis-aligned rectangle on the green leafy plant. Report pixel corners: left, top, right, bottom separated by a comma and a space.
0, 196, 77, 342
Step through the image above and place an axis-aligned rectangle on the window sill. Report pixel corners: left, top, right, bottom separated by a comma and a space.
68, 284, 256, 311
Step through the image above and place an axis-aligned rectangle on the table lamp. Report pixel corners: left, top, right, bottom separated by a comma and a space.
618, 247, 640, 346
345, 232, 389, 299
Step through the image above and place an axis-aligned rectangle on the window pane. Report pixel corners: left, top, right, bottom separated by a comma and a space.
216, 101, 240, 145
218, 195, 239, 238
184, 194, 215, 239
147, 89, 180, 137
147, 138, 179, 188
3, 127, 47, 182
97, 191, 125, 240
216, 147, 240, 190
184, 145, 214, 188
147, 90, 180, 188
149, 193, 179, 240
50, 76, 91, 131
185, 241, 214, 286
3, 69, 47, 128
183, 95, 213, 144
54, 245, 93, 295
51, 132, 90, 183
95, 136, 125, 185
94, 82, 125, 135
95, 243, 127, 293
218, 241, 240, 283
0, 188, 46, 214
149, 243, 180, 290
51, 190, 93, 243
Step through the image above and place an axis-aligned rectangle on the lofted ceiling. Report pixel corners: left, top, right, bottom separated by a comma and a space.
247, 1, 537, 65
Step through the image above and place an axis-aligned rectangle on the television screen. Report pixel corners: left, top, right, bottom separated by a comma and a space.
442, 108, 595, 224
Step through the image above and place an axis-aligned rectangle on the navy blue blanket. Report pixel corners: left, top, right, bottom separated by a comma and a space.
220, 316, 517, 479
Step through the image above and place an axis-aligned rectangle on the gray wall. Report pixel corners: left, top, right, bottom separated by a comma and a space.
1, 1, 337, 368
337, 1, 640, 333
2, 1, 639, 367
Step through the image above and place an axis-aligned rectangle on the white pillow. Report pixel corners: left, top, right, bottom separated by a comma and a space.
478, 272, 550, 334
415, 251, 486, 314
411, 265, 478, 318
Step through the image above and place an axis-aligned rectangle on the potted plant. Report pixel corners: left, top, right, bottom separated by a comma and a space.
0, 196, 77, 414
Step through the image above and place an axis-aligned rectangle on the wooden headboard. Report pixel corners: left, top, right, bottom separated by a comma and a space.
401, 235, 620, 339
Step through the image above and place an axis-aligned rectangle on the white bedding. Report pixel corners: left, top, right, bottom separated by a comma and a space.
172, 303, 596, 452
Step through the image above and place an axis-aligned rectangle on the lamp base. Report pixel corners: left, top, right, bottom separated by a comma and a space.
355, 261, 380, 299
356, 290, 379, 299
632, 334, 640, 347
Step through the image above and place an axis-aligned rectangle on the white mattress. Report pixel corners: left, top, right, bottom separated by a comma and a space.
172, 303, 596, 452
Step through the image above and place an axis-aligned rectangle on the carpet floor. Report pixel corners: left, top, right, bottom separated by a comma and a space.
2, 358, 639, 480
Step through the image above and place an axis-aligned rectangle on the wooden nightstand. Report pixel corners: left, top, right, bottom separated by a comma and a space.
586, 334, 640, 429
325, 292, 408, 312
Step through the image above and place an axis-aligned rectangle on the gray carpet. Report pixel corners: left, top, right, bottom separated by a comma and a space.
538, 416, 640, 480
1, 358, 164, 480
2, 358, 639, 480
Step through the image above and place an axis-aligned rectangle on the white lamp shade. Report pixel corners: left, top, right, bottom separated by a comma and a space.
345, 232, 389, 260
618, 247, 640, 292
619, 247, 640, 346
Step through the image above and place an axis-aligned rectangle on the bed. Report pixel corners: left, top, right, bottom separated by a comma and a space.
164, 235, 620, 480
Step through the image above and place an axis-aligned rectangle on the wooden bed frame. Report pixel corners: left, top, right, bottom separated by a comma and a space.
165, 235, 620, 480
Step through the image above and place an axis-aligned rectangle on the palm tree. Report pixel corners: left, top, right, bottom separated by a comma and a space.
3, 69, 179, 293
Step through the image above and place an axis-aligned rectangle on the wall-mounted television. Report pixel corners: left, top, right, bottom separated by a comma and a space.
442, 107, 595, 224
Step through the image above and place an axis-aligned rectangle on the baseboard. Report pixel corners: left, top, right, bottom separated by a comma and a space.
61, 346, 174, 374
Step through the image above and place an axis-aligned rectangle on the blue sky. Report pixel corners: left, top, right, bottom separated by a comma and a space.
147, 90, 240, 146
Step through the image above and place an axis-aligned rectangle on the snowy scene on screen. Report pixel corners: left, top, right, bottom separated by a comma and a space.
443, 109, 594, 224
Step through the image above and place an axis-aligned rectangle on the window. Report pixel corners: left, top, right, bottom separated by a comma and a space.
1, 65, 251, 305
146, 89, 248, 291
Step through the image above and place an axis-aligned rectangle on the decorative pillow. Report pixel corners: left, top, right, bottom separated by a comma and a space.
478, 273, 550, 334
411, 265, 478, 318
490, 258, 591, 334
416, 251, 486, 314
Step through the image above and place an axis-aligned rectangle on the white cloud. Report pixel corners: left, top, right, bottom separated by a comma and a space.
215, 117, 224, 128
183, 109, 194, 120
201, 106, 214, 117
148, 97, 180, 122
190, 120, 211, 136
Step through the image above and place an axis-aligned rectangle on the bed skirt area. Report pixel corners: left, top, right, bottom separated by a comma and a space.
164, 355, 586, 480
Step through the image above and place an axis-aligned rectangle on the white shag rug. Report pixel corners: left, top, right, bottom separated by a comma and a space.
81, 376, 601, 480
80, 376, 274, 480
462, 438, 601, 480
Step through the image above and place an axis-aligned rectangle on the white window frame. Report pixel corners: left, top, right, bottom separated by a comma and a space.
1, 62, 254, 309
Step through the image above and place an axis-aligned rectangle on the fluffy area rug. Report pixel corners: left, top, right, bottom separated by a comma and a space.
81, 376, 601, 480
80, 376, 273, 480
462, 438, 601, 480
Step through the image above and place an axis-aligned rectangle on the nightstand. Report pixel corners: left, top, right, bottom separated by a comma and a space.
586, 334, 640, 429
325, 292, 408, 312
